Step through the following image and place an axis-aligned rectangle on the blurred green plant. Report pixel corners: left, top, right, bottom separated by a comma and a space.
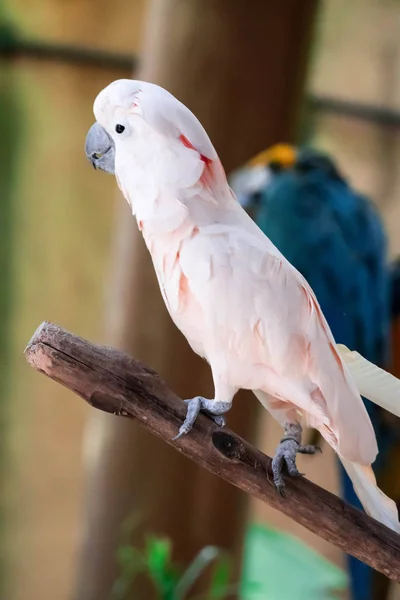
111, 515, 236, 600
240, 524, 347, 600
112, 517, 347, 600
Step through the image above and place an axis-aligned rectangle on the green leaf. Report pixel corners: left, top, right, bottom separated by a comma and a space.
208, 554, 231, 599
239, 523, 347, 600
111, 574, 137, 600
175, 546, 221, 600
112, 544, 146, 600
116, 544, 145, 572
145, 536, 180, 599
146, 536, 173, 576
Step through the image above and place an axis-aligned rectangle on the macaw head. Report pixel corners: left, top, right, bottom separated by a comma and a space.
229, 144, 347, 214
293, 148, 346, 183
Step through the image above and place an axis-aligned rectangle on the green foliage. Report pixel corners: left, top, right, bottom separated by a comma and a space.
146, 536, 181, 600
111, 518, 237, 600
112, 536, 234, 600
205, 552, 231, 599
240, 524, 347, 600
112, 520, 347, 600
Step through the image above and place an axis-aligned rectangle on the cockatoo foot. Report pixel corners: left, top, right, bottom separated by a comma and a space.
272, 421, 321, 496
172, 396, 231, 440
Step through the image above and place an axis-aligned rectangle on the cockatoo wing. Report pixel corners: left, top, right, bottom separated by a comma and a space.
176, 224, 400, 529
136, 101, 377, 467
175, 216, 377, 466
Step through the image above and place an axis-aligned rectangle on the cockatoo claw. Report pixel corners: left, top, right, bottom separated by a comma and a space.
276, 484, 286, 498
271, 421, 320, 495
172, 396, 231, 440
212, 415, 226, 427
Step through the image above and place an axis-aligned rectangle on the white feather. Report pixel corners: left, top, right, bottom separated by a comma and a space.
339, 458, 400, 532
337, 344, 400, 417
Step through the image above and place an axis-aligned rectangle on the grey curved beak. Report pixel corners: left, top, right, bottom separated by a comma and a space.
85, 122, 115, 174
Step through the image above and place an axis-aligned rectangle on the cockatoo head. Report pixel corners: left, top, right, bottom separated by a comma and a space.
85, 79, 155, 175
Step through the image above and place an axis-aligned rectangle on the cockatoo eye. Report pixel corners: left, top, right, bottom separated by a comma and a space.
115, 124, 125, 134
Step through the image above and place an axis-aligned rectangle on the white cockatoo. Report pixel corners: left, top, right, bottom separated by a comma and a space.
85, 79, 400, 533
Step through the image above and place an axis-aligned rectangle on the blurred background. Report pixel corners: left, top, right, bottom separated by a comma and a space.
1, 0, 400, 599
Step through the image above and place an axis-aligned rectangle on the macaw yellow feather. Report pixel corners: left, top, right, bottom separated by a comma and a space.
247, 143, 297, 168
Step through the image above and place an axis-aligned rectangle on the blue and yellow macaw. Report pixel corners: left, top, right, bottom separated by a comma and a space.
229, 145, 400, 600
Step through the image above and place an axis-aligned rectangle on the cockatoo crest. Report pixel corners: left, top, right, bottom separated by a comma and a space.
93, 79, 218, 160
88, 79, 232, 209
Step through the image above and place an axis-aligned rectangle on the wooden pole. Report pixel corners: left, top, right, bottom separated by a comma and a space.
75, 1, 319, 598
25, 322, 400, 583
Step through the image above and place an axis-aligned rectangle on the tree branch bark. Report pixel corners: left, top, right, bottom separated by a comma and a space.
24, 321, 400, 582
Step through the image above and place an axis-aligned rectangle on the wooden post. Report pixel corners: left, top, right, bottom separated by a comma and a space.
74, 1, 319, 598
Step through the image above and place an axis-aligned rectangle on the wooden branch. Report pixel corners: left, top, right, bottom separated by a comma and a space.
25, 321, 400, 582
